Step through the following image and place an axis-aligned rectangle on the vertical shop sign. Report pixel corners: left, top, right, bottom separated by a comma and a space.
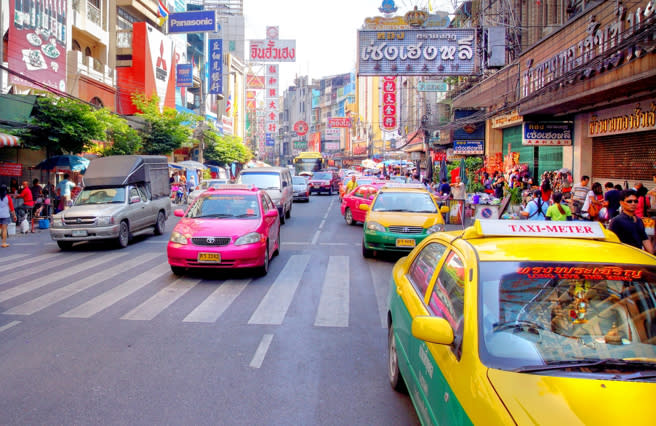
382, 76, 397, 130
9, 0, 68, 92
208, 38, 223, 95
265, 64, 279, 134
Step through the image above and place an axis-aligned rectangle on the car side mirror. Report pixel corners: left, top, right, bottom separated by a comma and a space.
369, 194, 376, 200
174, 209, 185, 217
265, 209, 278, 218
130, 196, 141, 204
359, 204, 370, 211
440, 205, 450, 214
412, 316, 454, 345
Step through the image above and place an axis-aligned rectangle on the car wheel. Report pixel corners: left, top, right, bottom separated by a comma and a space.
388, 324, 407, 393
280, 211, 286, 225
170, 266, 185, 276
273, 225, 281, 256
154, 211, 165, 235
285, 203, 291, 219
344, 208, 354, 226
257, 244, 269, 276
57, 241, 73, 251
117, 221, 129, 248
362, 239, 374, 258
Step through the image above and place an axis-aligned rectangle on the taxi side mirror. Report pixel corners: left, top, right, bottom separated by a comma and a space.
265, 209, 278, 218
412, 316, 454, 345
174, 209, 185, 217
359, 204, 370, 211
440, 206, 450, 214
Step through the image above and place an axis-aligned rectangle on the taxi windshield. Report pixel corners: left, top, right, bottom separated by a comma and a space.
479, 262, 656, 373
372, 192, 437, 213
187, 194, 260, 219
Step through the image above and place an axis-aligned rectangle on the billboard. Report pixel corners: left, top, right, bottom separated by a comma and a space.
328, 117, 350, 128
168, 10, 217, 33
176, 64, 193, 87
208, 39, 223, 95
523, 122, 573, 146
249, 39, 297, 62
8, 0, 68, 91
357, 29, 476, 76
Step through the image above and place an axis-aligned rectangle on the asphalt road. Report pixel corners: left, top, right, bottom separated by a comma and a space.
0, 194, 419, 425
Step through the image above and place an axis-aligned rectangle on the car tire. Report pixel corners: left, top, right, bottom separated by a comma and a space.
57, 241, 73, 251
280, 211, 286, 225
273, 226, 281, 256
170, 266, 185, 276
154, 211, 165, 235
117, 221, 129, 248
362, 239, 374, 258
388, 324, 407, 393
257, 244, 269, 276
344, 208, 354, 226
285, 203, 291, 219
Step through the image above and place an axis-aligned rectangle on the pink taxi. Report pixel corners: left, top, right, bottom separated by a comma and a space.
167, 185, 280, 276
340, 184, 381, 225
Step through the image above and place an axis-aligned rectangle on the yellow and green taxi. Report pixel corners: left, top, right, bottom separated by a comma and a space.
361, 184, 448, 258
388, 219, 656, 425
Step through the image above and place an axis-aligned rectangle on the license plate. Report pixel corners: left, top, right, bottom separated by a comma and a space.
313, 184, 320, 188
71, 230, 87, 237
198, 252, 221, 263
396, 238, 416, 247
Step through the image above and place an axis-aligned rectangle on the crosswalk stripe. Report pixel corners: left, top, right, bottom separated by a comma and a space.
0, 252, 127, 304
0, 253, 65, 280
0, 321, 21, 332
314, 256, 349, 327
183, 279, 251, 323
0, 254, 32, 266
1, 253, 96, 285
4, 253, 161, 315
248, 254, 310, 325
249, 334, 274, 368
120, 277, 200, 321
60, 262, 172, 318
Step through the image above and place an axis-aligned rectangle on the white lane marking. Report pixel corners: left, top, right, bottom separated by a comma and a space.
319, 219, 326, 229
183, 279, 251, 323
368, 260, 393, 328
60, 262, 171, 318
315, 256, 349, 327
0, 252, 127, 304
281, 242, 308, 245
1, 253, 95, 286
4, 253, 161, 315
0, 254, 31, 265
121, 277, 200, 321
0, 253, 68, 279
249, 334, 274, 368
0, 321, 21, 332
311, 231, 320, 245
248, 254, 310, 325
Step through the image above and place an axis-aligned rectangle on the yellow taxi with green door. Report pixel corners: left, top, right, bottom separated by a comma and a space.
388, 219, 656, 425
361, 184, 448, 258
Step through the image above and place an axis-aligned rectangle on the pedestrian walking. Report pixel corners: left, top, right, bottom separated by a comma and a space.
604, 182, 621, 219
0, 184, 17, 248
56, 173, 76, 211
569, 175, 590, 219
608, 189, 654, 254
545, 192, 572, 221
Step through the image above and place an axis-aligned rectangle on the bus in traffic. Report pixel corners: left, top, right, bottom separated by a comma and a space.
293, 152, 324, 175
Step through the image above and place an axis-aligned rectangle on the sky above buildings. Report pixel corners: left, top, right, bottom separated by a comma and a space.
243, 0, 455, 89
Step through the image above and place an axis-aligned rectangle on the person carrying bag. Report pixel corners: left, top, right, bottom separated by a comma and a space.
0, 184, 17, 248
582, 182, 606, 221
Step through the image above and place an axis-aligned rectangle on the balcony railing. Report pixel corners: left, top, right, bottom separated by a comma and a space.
116, 30, 132, 49
87, 2, 101, 26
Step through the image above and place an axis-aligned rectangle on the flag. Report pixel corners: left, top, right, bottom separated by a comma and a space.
158, 0, 169, 27
428, 0, 433, 12
225, 95, 232, 115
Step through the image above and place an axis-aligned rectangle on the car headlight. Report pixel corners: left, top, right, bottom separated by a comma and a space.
234, 232, 263, 246
365, 221, 386, 232
427, 224, 445, 234
169, 231, 188, 245
96, 216, 114, 226
51, 216, 64, 227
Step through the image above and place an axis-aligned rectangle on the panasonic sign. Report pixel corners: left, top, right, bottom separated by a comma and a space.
168, 10, 217, 33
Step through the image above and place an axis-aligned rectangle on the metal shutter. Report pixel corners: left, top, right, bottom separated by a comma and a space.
592, 132, 656, 181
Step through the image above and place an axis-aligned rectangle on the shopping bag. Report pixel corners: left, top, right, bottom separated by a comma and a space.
20, 218, 30, 233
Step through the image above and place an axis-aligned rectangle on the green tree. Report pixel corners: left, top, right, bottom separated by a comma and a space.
18, 96, 105, 155
203, 128, 252, 166
132, 93, 193, 155
95, 108, 142, 155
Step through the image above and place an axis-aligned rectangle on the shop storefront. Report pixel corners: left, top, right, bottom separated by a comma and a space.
502, 123, 566, 180
589, 99, 656, 184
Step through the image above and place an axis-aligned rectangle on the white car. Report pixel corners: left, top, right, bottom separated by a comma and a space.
187, 179, 229, 205
292, 176, 310, 202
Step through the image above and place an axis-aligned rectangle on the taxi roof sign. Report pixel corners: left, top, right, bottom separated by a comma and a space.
207, 184, 258, 191
381, 183, 426, 190
475, 219, 607, 239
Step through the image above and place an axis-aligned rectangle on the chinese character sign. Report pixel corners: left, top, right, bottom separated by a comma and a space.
208, 38, 223, 95
265, 64, 279, 135
382, 76, 397, 131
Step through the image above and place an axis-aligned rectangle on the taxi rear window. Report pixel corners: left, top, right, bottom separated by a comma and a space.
478, 261, 656, 373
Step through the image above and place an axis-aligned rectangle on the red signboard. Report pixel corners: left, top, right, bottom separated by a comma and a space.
382, 76, 397, 131
247, 74, 265, 89
328, 117, 350, 128
8, 0, 68, 92
293, 120, 309, 136
308, 132, 321, 152
0, 162, 23, 176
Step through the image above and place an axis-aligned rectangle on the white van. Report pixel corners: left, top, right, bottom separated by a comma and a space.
237, 167, 293, 224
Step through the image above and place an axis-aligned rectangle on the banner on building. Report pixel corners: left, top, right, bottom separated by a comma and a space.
265, 64, 279, 134
522, 122, 572, 146
417, 81, 448, 92
8, 0, 68, 92
176, 64, 193, 87
381, 76, 397, 130
328, 117, 350, 128
324, 128, 340, 141
357, 29, 476, 76
249, 39, 296, 62
208, 38, 223, 94
247, 74, 265, 89
453, 140, 484, 155
168, 10, 218, 33
308, 132, 321, 152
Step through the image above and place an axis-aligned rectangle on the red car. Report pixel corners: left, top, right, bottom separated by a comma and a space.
308, 171, 339, 195
340, 184, 380, 225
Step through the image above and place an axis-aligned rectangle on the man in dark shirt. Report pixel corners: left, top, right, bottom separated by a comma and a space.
604, 182, 621, 218
609, 190, 653, 253
438, 178, 451, 200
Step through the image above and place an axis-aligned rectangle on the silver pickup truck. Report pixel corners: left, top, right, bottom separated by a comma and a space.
50, 155, 171, 250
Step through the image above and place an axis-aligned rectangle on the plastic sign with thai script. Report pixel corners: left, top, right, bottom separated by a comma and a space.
477, 220, 606, 239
